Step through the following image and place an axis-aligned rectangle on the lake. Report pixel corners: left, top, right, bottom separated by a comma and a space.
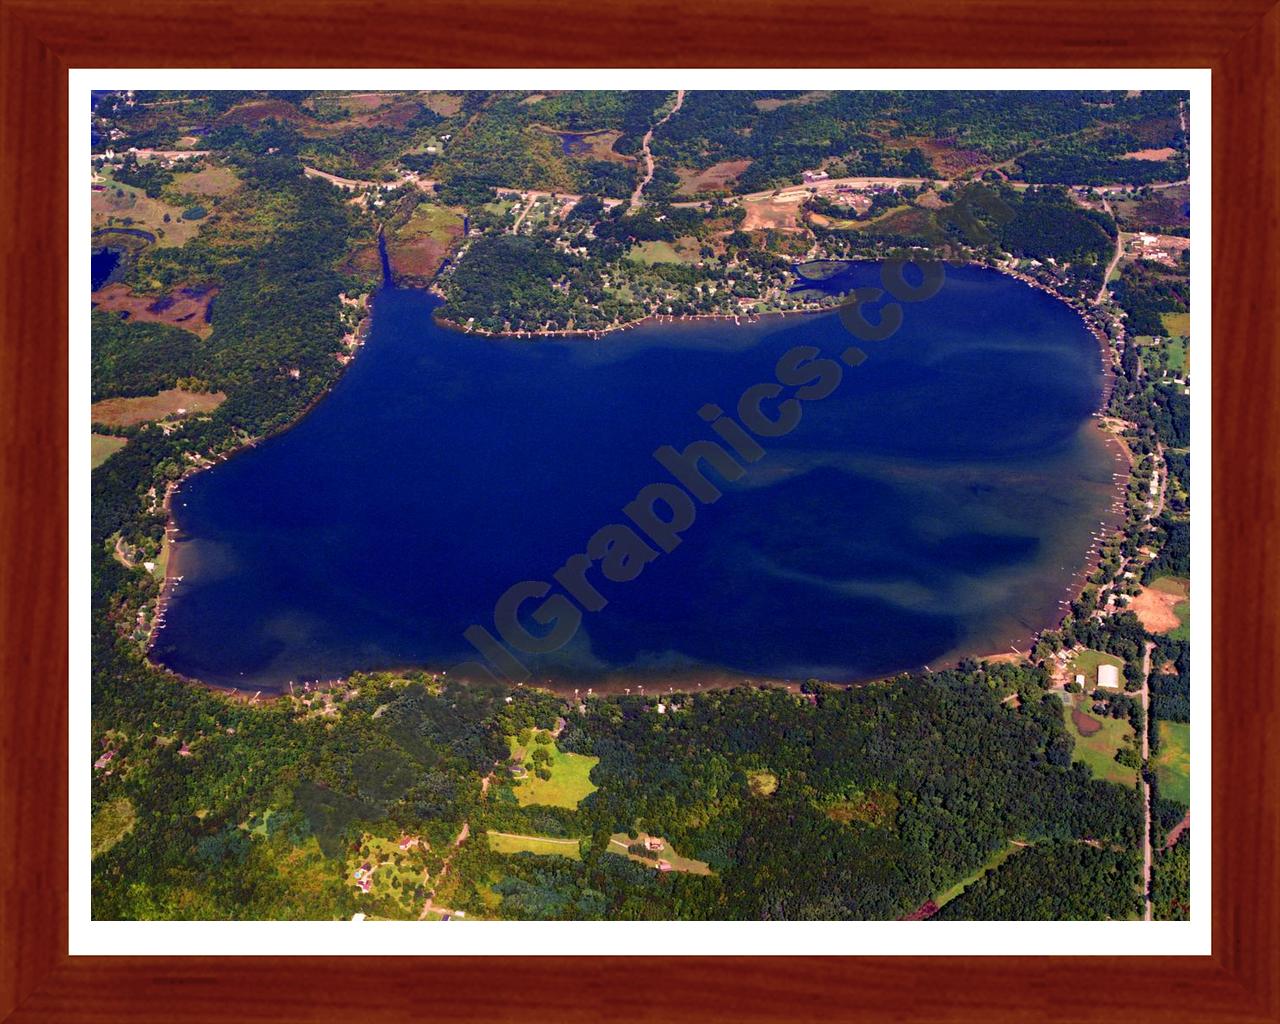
151, 264, 1118, 691
92, 247, 121, 290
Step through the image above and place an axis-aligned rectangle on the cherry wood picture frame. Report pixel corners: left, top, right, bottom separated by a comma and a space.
2, 1, 1276, 1020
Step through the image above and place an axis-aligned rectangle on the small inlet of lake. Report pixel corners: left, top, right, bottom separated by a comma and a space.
151, 264, 1118, 691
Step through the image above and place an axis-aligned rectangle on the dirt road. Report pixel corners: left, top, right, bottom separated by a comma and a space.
1096, 196, 1123, 304
629, 89, 685, 212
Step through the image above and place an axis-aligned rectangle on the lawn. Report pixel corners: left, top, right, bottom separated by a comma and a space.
1067, 649, 1125, 688
1163, 337, 1188, 375
91, 796, 136, 858
1154, 721, 1191, 805
91, 433, 128, 468
1065, 695, 1139, 787
486, 831, 582, 860
506, 734, 598, 809
605, 833, 713, 875
347, 833, 432, 917
1160, 311, 1190, 337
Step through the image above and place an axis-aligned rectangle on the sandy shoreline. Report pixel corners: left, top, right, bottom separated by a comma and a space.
143, 260, 1129, 701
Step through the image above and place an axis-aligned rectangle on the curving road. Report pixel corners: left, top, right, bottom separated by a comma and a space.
629, 89, 685, 213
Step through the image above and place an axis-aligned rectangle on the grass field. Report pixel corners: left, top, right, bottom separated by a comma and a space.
1163, 337, 1188, 375
400, 201, 465, 243
1161, 311, 1191, 337
91, 433, 128, 468
1066, 695, 1138, 786
1067, 649, 1126, 688
92, 171, 201, 248
627, 239, 700, 265
1154, 721, 1191, 805
91, 389, 227, 428
170, 164, 241, 198
506, 734, 598, 809
935, 842, 1023, 908
486, 831, 582, 860
91, 796, 136, 858
606, 834, 713, 875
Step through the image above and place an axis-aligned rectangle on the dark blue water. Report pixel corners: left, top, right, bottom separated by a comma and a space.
153, 265, 1116, 690
92, 248, 121, 290
558, 132, 590, 155
93, 227, 157, 244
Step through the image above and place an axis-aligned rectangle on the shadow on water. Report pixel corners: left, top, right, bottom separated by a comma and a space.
378, 227, 394, 288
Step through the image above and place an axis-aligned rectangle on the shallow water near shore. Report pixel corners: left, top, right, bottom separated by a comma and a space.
152, 264, 1117, 691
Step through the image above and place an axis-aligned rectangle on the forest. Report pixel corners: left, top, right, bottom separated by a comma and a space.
933, 842, 1141, 920
93, 663, 1147, 921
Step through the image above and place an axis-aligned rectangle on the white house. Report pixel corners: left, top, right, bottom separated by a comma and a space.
1097, 664, 1121, 689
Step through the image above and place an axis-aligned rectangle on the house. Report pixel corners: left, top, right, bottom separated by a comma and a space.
93, 749, 115, 770
644, 836, 665, 852
351, 913, 366, 922
802, 169, 830, 184
1074, 674, 1086, 686
1097, 664, 1121, 689
657, 860, 673, 872
397, 836, 418, 851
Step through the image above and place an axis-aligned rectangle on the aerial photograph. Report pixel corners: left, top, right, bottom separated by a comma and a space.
89, 87, 1192, 922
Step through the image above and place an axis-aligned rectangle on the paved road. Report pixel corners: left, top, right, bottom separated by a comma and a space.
1141, 639, 1154, 921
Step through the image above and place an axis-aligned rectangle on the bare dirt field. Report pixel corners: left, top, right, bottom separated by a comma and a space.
1130, 577, 1188, 633
91, 389, 226, 428
1121, 147, 1178, 161
675, 159, 753, 195
752, 91, 830, 112
741, 195, 807, 233
93, 283, 216, 337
